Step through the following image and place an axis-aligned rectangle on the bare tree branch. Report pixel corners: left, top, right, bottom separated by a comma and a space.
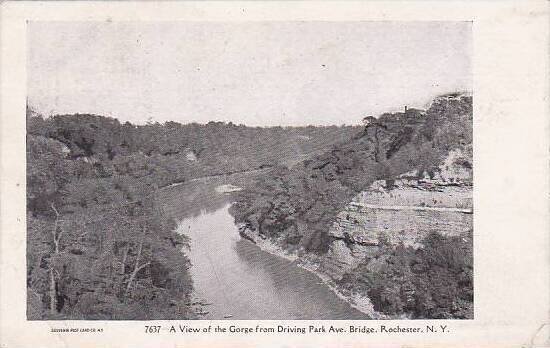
120, 244, 129, 275
50, 203, 60, 253
48, 203, 62, 314
125, 225, 149, 297
49, 268, 56, 314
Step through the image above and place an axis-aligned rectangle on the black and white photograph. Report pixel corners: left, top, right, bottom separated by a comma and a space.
25, 21, 474, 320
1, 1, 549, 347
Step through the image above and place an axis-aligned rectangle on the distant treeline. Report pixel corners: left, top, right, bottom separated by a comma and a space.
26, 108, 359, 319
229, 93, 473, 318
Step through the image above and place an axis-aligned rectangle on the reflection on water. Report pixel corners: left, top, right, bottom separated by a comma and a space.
156, 176, 368, 319
156, 178, 232, 220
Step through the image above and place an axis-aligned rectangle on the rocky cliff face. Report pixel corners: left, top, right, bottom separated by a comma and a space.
232, 91, 473, 252
321, 147, 473, 280
230, 92, 473, 318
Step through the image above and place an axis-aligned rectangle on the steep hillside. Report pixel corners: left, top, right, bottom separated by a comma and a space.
27, 131, 195, 320
26, 109, 359, 319
323, 148, 473, 279
230, 93, 473, 319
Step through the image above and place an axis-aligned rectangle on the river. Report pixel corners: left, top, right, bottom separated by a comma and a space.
156, 173, 368, 320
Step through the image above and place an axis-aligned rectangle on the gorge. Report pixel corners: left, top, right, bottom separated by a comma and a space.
230, 92, 473, 319
26, 92, 472, 320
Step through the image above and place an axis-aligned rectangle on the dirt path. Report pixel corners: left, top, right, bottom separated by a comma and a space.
350, 202, 472, 214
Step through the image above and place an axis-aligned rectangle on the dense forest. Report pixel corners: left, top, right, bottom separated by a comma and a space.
229, 93, 473, 318
26, 107, 359, 319
27, 93, 473, 319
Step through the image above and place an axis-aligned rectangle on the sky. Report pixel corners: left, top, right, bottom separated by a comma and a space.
28, 21, 471, 126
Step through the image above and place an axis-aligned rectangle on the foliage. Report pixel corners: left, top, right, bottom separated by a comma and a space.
339, 231, 473, 319
228, 93, 474, 319
26, 108, 358, 319
230, 93, 473, 254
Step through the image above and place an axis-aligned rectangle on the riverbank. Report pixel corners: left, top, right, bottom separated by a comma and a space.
237, 225, 390, 319
174, 202, 367, 319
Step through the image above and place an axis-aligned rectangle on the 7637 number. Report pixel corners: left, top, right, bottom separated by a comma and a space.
145, 325, 161, 333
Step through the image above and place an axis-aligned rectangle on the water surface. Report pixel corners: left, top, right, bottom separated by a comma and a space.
156, 174, 368, 319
